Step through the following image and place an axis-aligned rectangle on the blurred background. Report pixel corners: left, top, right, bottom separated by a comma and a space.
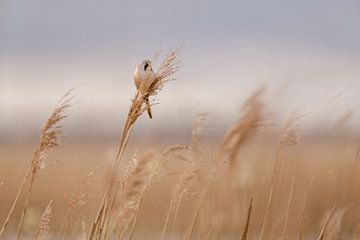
1, 0, 360, 142
1, 1, 360, 238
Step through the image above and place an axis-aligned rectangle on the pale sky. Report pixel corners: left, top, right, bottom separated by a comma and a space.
1, 0, 360, 140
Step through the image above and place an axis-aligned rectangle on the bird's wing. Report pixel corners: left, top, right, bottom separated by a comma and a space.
134, 71, 142, 90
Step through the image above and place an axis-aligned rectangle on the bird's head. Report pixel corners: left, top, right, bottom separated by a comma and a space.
141, 59, 153, 72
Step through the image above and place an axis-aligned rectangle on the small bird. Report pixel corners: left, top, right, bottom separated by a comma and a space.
133, 59, 157, 119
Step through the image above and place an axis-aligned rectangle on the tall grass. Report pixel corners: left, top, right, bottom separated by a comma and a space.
88, 49, 180, 240
0, 90, 74, 238
1, 49, 359, 240
35, 199, 53, 240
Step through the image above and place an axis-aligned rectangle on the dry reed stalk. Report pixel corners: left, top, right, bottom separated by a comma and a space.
160, 168, 199, 240
126, 152, 162, 240
220, 87, 265, 172
354, 222, 360, 240
259, 113, 300, 240
114, 48, 180, 167
59, 168, 98, 238
184, 169, 218, 240
88, 193, 108, 240
341, 144, 360, 205
204, 212, 222, 240
100, 151, 139, 240
240, 198, 253, 240
195, 87, 266, 200
204, 225, 215, 240
127, 198, 143, 240
325, 207, 346, 240
160, 114, 208, 240
112, 151, 157, 239
104, 150, 156, 240
88, 49, 180, 239
281, 162, 297, 240
69, 215, 84, 240
184, 191, 207, 240
180, 89, 266, 240
78, 217, 87, 240
297, 179, 312, 240
101, 179, 122, 240
70, 216, 87, 240
212, 213, 224, 240
97, 194, 110, 240
16, 92, 74, 239
184, 174, 220, 240
163, 144, 192, 155
0, 90, 74, 238
163, 113, 207, 163
35, 200, 53, 240
163, 144, 193, 161
317, 204, 337, 240
0, 168, 30, 237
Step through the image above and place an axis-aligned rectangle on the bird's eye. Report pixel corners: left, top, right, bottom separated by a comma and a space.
144, 63, 149, 71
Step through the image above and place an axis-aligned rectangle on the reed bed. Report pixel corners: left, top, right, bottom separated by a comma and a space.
1, 49, 360, 240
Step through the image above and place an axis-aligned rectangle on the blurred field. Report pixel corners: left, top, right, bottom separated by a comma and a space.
1, 133, 360, 239
1, 0, 360, 238
1, 52, 360, 240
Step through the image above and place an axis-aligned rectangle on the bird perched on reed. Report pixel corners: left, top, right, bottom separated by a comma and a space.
134, 59, 157, 119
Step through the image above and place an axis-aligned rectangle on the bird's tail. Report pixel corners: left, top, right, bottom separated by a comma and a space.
146, 98, 152, 119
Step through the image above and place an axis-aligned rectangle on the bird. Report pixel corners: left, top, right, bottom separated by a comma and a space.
133, 59, 157, 119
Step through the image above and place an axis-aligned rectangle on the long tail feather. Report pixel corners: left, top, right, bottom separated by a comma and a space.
146, 98, 152, 119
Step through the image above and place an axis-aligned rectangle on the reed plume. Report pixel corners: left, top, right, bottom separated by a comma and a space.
16, 91, 74, 239
59, 168, 98, 237
260, 112, 300, 240
88, 49, 180, 239
160, 168, 199, 240
160, 114, 208, 240
114, 151, 157, 238
220, 87, 265, 172
115, 48, 181, 166
0, 90, 74, 238
35, 200, 53, 240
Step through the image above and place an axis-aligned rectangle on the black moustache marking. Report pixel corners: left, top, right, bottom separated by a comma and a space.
144, 62, 149, 71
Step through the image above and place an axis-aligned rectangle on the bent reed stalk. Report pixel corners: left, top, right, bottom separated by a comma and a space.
0, 90, 75, 238
88, 49, 180, 240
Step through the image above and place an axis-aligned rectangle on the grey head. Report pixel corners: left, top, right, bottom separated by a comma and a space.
141, 59, 152, 72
